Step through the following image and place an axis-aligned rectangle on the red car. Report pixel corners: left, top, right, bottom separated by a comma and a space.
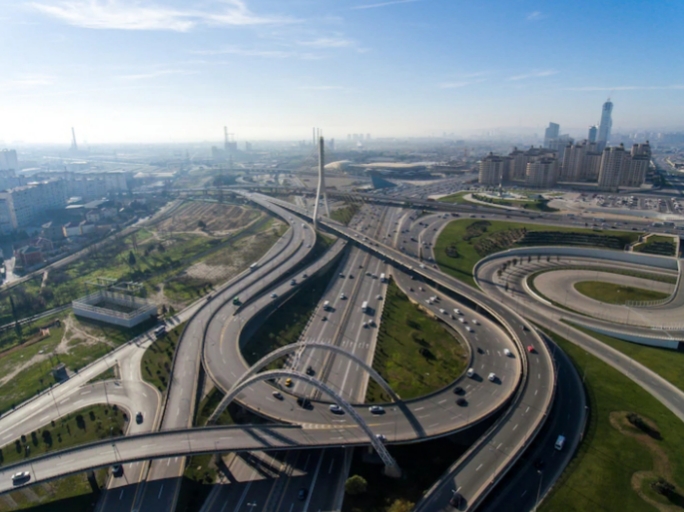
527, 345, 535, 353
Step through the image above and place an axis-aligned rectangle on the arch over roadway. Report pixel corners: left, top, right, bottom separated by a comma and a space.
225, 341, 400, 405
207, 368, 401, 476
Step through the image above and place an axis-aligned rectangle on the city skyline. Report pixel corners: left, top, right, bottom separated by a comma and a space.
1, 0, 683, 143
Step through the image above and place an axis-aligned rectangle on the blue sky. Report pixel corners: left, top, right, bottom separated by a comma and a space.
1, 0, 683, 143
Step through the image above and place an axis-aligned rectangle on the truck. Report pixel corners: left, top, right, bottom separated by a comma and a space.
361, 301, 369, 313
380, 273, 386, 283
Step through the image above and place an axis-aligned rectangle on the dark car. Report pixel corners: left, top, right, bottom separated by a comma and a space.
456, 397, 467, 406
112, 464, 124, 477
449, 492, 463, 508
453, 386, 464, 395
306, 366, 315, 376
298, 488, 308, 500
297, 397, 312, 409
136, 412, 143, 424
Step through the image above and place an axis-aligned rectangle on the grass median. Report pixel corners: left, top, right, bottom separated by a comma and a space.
540, 328, 684, 512
573, 281, 669, 305
141, 322, 185, 393
366, 280, 468, 402
435, 219, 642, 287
0, 403, 127, 511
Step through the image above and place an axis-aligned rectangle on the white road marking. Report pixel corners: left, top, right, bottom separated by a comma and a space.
476, 464, 483, 471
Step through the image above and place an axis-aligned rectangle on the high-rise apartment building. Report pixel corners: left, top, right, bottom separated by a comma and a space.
526, 158, 558, 188
598, 144, 627, 191
560, 140, 600, 182
507, 146, 557, 181
543, 122, 560, 148
479, 153, 505, 186
597, 99, 613, 151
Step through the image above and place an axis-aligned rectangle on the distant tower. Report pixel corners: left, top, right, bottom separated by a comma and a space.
588, 125, 598, 143
70, 127, 78, 152
543, 122, 560, 148
224, 126, 229, 151
312, 136, 329, 230
597, 99, 613, 151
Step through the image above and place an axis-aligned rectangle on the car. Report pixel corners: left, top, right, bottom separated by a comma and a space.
453, 386, 464, 395
458, 317, 465, 323
488, 372, 497, 382
471, 319, 478, 325
521, 324, 529, 331
555, 435, 566, 451
503, 348, 513, 357
290, 279, 297, 286
339, 273, 345, 278
298, 488, 308, 501
439, 308, 446, 314
449, 491, 463, 508
321, 316, 327, 322
272, 391, 284, 400
362, 321, 368, 328
302, 273, 308, 279
306, 366, 315, 376
453, 308, 461, 315
466, 368, 475, 378
270, 293, 277, 299
112, 464, 123, 477
368, 319, 376, 327
456, 397, 467, 406
376, 294, 382, 300
329, 404, 344, 414
465, 326, 472, 332
136, 412, 143, 424
297, 397, 312, 409
376, 434, 387, 443
285, 378, 293, 387
527, 345, 536, 353
11, 472, 30, 485
369, 405, 385, 414
349, 274, 354, 279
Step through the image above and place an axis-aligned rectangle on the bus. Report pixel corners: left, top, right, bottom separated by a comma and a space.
232, 296, 241, 305
361, 301, 369, 313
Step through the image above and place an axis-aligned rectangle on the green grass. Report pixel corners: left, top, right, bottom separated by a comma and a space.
634, 234, 677, 256
366, 280, 468, 402
470, 193, 559, 212
0, 403, 127, 512
539, 328, 684, 512
140, 323, 185, 393
86, 365, 117, 385
330, 203, 361, 225
573, 281, 670, 305
435, 219, 643, 287
569, 322, 684, 393
438, 191, 470, 204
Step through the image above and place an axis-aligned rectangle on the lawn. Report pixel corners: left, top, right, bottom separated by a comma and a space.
366, 280, 468, 402
0, 403, 126, 511
569, 322, 684, 394
86, 365, 117, 384
470, 193, 559, 212
435, 219, 643, 287
437, 191, 470, 204
540, 329, 684, 512
140, 323, 185, 393
330, 203, 361, 225
634, 234, 677, 256
573, 281, 669, 305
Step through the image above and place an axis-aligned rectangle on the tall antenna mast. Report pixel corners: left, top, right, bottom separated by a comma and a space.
70, 127, 78, 151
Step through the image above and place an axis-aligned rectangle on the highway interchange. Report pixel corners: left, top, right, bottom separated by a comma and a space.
0, 182, 681, 512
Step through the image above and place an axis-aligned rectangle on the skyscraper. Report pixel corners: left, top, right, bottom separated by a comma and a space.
598, 144, 626, 191
479, 153, 505, 186
543, 122, 560, 148
596, 99, 613, 151
588, 125, 598, 143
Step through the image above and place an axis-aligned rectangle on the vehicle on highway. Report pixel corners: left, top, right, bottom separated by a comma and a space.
472, 319, 478, 325
112, 464, 123, 477
329, 404, 344, 414
527, 345, 536, 353
449, 491, 463, 508
465, 326, 473, 332
439, 308, 446, 314
136, 411, 143, 424
339, 273, 345, 278
340, 292, 346, 299
376, 434, 387, 443
362, 321, 368, 328
466, 368, 475, 378
302, 273, 308, 279
153, 325, 167, 338
270, 293, 277, 299
488, 372, 497, 382
503, 348, 513, 357
306, 366, 315, 376
232, 296, 241, 305
249, 262, 258, 271
285, 378, 293, 387
369, 405, 385, 415
11, 472, 30, 485
456, 397, 467, 406
453, 308, 461, 315
298, 488, 308, 500
272, 391, 283, 400
361, 301, 369, 312
555, 435, 566, 451
458, 317, 465, 323
453, 386, 464, 395
323, 301, 331, 311
376, 294, 382, 300
290, 279, 297, 286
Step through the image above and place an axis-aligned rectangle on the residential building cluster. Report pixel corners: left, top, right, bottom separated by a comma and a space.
479, 99, 651, 190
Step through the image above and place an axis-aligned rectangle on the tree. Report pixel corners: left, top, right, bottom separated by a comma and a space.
345, 475, 368, 495
9, 295, 22, 340
387, 499, 415, 512
651, 478, 675, 498
128, 251, 137, 266
197, 220, 207, 230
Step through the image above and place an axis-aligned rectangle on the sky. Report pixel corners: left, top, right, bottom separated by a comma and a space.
1, 0, 683, 144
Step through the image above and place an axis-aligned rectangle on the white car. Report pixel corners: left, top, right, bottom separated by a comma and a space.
369, 405, 385, 414
340, 293, 346, 300
453, 308, 461, 315
488, 372, 497, 382
11, 472, 30, 484
472, 319, 479, 325
466, 368, 475, 378
362, 321, 368, 328
458, 317, 465, 323
465, 326, 473, 332
504, 348, 513, 357
439, 308, 446, 314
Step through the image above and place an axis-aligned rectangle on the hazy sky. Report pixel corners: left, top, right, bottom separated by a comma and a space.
1, 0, 683, 143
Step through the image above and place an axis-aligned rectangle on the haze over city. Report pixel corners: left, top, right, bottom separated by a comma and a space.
1, 0, 683, 143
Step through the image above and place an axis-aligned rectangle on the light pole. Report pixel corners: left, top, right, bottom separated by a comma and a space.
535, 469, 543, 510
246, 501, 258, 511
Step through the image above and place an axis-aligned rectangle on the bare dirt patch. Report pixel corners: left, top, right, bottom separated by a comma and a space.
155, 202, 260, 236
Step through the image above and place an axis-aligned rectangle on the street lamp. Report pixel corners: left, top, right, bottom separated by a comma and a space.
535, 469, 543, 510
246, 502, 258, 511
